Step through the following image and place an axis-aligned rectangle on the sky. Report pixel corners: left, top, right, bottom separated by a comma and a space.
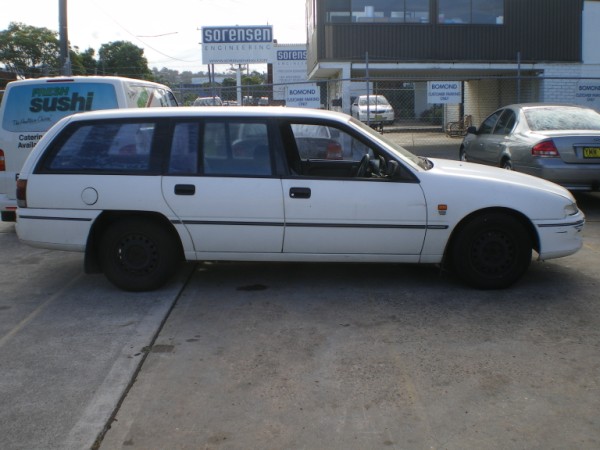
3, 0, 307, 72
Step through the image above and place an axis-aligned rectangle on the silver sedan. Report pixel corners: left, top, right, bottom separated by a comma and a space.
460, 103, 600, 191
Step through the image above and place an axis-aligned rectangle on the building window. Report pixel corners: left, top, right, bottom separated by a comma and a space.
438, 0, 504, 25
325, 0, 430, 24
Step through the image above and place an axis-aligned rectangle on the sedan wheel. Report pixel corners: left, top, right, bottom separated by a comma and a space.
451, 213, 532, 289
501, 159, 513, 170
459, 147, 467, 162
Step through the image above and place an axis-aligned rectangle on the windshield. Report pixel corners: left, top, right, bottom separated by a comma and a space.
525, 106, 600, 131
359, 95, 390, 106
349, 117, 430, 169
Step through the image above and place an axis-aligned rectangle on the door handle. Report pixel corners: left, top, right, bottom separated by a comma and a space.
289, 187, 311, 199
174, 184, 196, 196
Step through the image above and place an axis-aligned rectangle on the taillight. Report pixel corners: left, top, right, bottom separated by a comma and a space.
532, 140, 559, 157
16, 179, 27, 208
0, 150, 5, 171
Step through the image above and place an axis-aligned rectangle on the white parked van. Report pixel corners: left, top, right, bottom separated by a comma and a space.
0, 76, 178, 221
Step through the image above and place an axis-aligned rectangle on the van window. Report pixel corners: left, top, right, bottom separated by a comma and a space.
128, 85, 178, 108
2, 83, 119, 133
40, 121, 157, 173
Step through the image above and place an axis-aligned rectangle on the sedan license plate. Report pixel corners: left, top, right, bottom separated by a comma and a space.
583, 147, 600, 158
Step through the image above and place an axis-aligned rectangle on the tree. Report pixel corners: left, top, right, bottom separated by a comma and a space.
0, 22, 60, 77
98, 41, 151, 79
71, 47, 98, 76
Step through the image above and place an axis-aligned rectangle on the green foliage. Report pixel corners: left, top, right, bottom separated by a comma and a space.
0, 23, 152, 79
0, 22, 60, 77
98, 41, 151, 79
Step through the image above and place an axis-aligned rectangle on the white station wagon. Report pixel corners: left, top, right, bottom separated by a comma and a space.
15, 107, 584, 291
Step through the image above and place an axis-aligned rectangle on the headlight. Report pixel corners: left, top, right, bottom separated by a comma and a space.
564, 202, 580, 216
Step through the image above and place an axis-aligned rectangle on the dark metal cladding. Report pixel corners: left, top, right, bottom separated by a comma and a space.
308, 0, 583, 69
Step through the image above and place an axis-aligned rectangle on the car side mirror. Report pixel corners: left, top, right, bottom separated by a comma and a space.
466, 126, 477, 135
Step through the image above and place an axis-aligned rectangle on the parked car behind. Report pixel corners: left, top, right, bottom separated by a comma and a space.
0, 76, 179, 222
351, 94, 395, 126
193, 96, 223, 106
460, 103, 600, 191
16, 107, 584, 291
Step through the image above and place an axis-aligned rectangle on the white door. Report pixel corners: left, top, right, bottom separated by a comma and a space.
281, 122, 427, 256
163, 177, 284, 253
282, 178, 427, 255
161, 120, 285, 254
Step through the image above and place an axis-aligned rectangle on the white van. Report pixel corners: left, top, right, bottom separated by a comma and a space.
0, 76, 178, 221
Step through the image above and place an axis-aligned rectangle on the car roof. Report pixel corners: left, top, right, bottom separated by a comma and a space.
503, 102, 594, 111
64, 106, 353, 123
6, 76, 169, 87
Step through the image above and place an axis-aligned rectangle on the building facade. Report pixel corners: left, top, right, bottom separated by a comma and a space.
306, 0, 600, 125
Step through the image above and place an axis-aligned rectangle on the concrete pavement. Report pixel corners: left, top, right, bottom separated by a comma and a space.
100, 193, 600, 449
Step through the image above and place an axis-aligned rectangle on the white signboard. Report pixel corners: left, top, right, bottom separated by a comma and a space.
286, 84, 321, 108
202, 26, 273, 64
574, 80, 600, 109
427, 81, 462, 104
273, 45, 307, 100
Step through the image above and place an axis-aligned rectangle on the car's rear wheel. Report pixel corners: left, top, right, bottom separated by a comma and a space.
459, 147, 467, 161
99, 218, 181, 291
501, 158, 513, 170
451, 213, 532, 289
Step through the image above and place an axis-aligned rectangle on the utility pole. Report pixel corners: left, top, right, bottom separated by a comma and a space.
59, 0, 72, 75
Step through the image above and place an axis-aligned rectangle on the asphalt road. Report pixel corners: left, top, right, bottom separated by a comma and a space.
0, 139, 599, 448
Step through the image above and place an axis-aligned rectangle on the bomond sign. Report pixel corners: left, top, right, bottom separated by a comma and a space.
427, 81, 462, 104
202, 26, 273, 64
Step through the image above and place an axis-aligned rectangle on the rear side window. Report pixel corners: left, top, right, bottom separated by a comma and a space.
2, 83, 119, 133
166, 120, 275, 177
39, 121, 157, 173
202, 120, 272, 176
478, 110, 502, 135
493, 110, 516, 135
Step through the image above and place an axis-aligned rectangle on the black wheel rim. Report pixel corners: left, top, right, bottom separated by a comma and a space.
470, 230, 516, 276
116, 233, 158, 275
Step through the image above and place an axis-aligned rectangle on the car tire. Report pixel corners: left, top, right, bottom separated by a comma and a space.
451, 213, 532, 289
99, 218, 181, 291
459, 147, 467, 162
501, 158, 513, 170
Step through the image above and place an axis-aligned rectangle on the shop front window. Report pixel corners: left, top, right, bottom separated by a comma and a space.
325, 0, 429, 24
438, 0, 503, 25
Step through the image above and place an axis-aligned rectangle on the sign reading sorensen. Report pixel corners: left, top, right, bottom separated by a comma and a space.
202, 26, 273, 64
272, 45, 308, 101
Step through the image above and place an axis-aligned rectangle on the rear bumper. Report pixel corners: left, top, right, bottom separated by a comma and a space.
517, 160, 600, 191
0, 194, 17, 222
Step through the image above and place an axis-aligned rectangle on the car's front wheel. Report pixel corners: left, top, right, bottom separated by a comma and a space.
99, 218, 182, 291
450, 213, 532, 289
